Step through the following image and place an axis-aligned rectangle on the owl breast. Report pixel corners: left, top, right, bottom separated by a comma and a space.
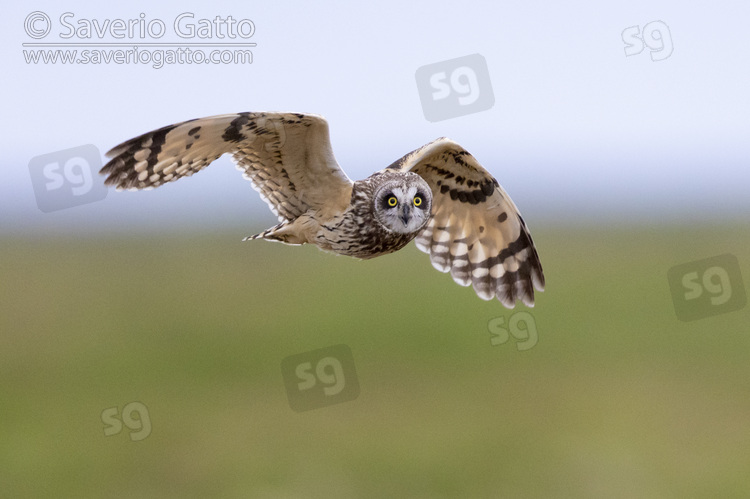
312, 177, 427, 259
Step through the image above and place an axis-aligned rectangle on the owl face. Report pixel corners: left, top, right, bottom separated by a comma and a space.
373, 174, 432, 234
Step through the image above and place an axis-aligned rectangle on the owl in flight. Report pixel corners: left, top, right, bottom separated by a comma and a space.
100, 112, 545, 307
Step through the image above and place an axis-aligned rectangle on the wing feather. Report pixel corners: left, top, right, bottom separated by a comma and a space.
100, 112, 353, 222
388, 137, 545, 307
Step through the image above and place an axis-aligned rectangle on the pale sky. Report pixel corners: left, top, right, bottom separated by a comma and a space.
3, 0, 749, 234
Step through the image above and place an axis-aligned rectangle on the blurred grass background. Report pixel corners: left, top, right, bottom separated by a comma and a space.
1, 225, 748, 498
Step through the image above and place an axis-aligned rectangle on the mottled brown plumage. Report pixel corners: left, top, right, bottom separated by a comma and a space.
100, 112, 544, 307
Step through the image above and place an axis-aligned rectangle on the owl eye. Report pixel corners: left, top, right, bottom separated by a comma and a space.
413, 195, 423, 207
387, 196, 398, 207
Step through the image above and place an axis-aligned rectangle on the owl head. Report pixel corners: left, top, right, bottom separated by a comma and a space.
372, 172, 432, 234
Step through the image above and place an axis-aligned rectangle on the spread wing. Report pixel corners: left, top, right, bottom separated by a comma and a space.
100, 112, 353, 222
386, 138, 545, 307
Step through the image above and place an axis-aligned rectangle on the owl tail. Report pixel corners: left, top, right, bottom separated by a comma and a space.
243, 220, 306, 246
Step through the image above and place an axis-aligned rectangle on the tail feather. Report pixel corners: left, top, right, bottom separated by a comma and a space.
243, 220, 305, 246
243, 221, 287, 241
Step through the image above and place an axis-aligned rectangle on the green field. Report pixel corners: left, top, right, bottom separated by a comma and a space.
1, 225, 749, 498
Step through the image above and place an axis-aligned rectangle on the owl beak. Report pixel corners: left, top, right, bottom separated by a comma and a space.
399, 204, 411, 226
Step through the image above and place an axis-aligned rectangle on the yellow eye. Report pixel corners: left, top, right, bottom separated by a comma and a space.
413, 196, 423, 207
387, 196, 398, 207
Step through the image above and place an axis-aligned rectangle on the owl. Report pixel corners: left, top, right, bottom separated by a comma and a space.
100, 112, 545, 307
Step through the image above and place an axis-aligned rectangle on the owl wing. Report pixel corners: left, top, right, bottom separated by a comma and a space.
386, 138, 545, 307
100, 112, 353, 222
